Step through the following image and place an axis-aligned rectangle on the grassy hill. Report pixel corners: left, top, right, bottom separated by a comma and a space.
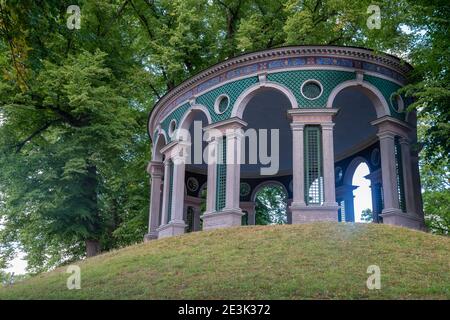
0, 223, 449, 299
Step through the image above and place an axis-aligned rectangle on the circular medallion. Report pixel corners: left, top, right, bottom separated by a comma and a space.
214, 94, 230, 114
390, 93, 404, 112
186, 177, 199, 193
168, 119, 177, 137
240, 182, 251, 197
371, 148, 380, 166
301, 80, 323, 100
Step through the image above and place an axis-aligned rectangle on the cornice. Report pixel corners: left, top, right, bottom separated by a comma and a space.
148, 45, 413, 139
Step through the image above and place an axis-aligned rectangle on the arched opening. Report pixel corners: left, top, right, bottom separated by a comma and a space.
333, 87, 378, 159
352, 162, 373, 222
179, 108, 211, 232
254, 184, 288, 225
238, 87, 293, 224
332, 85, 381, 223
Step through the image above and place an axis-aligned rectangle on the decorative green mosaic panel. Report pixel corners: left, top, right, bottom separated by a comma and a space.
160, 102, 191, 142
156, 70, 409, 138
304, 126, 323, 205
197, 76, 259, 122
394, 137, 406, 212
216, 138, 227, 211
364, 75, 405, 120
268, 70, 355, 108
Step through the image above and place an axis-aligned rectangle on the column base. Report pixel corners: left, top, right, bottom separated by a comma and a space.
201, 209, 244, 230
143, 232, 158, 242
380, 209, 425, 230
156, 220, 187, 239
289, 203, 339, 224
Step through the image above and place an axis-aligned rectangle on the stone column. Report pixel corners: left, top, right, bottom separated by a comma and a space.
144, 161, 164, 241
335, 184, 357, 222
343, 191, 356, 222
159, 159, 172, 228
286, 199, 293, 224
224, 130, 243, 212
378, 130, 401, 213
240, 202, 256, 225
290, 123, 306, 207
288, 109, 339, 223
399, 137, 417, 215
321, 123, 338, 207
193, 206, 202, 231
205, 136, 218, 214
201, 118, 247, 230
157, 141, 188, 238
411, 152, 426, 225
371, 116, 424, 229
365, 169, 382, 223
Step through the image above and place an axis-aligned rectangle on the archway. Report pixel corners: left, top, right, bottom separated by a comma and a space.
332, 85, 381, 223
238, 87, 293, 225
178, 107, 211, 233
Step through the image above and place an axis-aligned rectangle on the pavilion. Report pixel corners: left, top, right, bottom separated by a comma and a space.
145, 45, 425, 240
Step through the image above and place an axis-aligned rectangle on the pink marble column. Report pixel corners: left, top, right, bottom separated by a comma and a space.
290, 123, 306, 207
321, 123, 338, 207
144, 161, 164, 241
157, 141, 189, 238
201, 118, 247, 230
399, 137, 417, 215
371, 116, 424, 229
288, 109, 339, 223
378, 130, 400, 213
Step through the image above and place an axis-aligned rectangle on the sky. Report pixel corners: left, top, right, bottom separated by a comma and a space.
352, 163, 373, 222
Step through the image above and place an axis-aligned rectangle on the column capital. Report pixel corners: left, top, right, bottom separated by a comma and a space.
160, 140, 190, 164
364, 168, 382, 184
398, 136, 411, 146
321, 122, 335, 130
203, 117, 247, 134
290, 122, 305, 131
288, 108, 339, 124
377, 130, 397, 140
147, 161, 164, 177
371, 116, 411, 138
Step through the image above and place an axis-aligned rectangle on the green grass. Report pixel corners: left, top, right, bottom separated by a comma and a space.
1, 223, 449, 299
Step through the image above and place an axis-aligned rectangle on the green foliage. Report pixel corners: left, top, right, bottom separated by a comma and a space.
0, 0, 448, 274
401, 0, 450, 164
255, 185, 287, 225
0, 0, 150, 272
360, 208, 373, 223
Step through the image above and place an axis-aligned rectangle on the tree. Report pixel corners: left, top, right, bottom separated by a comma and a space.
360, 208, 373, 223
0, 1, 150, 272
255, 186, 287, 225
0, 0, 449, 274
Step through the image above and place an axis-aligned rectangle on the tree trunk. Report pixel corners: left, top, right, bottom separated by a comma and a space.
85, 239, 101, 257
